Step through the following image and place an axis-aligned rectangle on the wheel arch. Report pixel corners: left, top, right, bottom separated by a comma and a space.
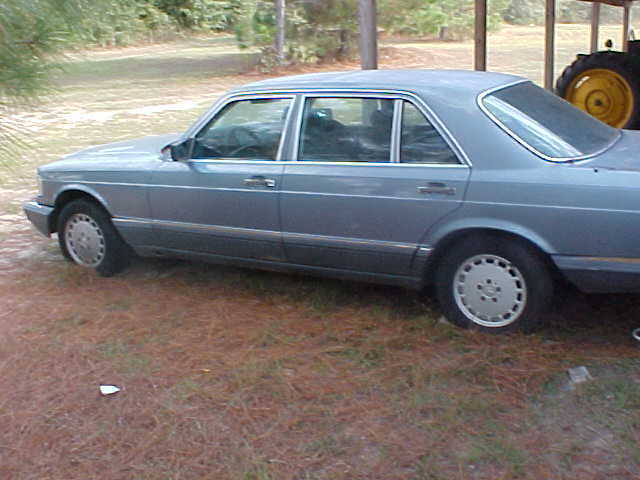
51, 187, 111, 233
422, 226, 559, 285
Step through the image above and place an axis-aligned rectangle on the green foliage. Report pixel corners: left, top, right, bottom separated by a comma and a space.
73, 1, 172, 47
0, 0, 85, 163
557, 0, 622, 24
379, 0, 508, 39
238, 0, 358, 68
70, 0, 244, 46
503, 0, 623, 26
241, 0, 519, 67
502, 0, 544, 25
0, 0, 243, 165
0, 0, 84, 101
154, 0, 242, 31
378, 0, 622, 35
70, 0, 244, 47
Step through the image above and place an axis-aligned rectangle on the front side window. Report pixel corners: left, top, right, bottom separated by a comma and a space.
298, 97, 393, 162
482, 82, 620, 160
192, 97, 292, 160
401, 101, 459, 164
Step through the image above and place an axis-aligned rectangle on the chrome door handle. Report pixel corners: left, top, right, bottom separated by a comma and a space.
244, 176, 276, 188
417, 182, 456, 196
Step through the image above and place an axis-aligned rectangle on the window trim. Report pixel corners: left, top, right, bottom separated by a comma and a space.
188, 93, 296, 162
477, 80, 622, 163
295, 95, 397, 164
289, 91, 469, 167
391, 99, 403, 163
397, 99, 462, 166
183, 88, 470, 167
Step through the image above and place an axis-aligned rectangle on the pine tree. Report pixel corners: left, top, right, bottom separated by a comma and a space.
0, 0, 82, 163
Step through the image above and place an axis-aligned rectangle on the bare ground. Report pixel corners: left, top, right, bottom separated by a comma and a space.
1, 25, 640, 480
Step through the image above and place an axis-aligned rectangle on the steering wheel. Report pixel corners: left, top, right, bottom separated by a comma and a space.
227, 126, 262, 156
194, 141, 223, 158
228, 144, 264, 157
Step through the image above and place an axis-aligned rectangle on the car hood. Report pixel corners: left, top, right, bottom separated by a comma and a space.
63, 133, 182, 161
583, 130, 640, 172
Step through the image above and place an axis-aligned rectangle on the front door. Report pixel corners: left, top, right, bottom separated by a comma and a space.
149, 95, 293, 261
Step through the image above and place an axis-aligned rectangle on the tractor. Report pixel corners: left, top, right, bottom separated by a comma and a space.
556, 0, 640, 128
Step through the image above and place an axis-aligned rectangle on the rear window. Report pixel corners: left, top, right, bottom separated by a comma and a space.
482, 82, 620, 161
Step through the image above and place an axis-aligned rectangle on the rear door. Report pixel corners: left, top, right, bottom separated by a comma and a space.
279, 94, 470, 277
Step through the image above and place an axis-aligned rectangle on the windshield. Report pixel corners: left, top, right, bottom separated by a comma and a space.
482, 82, 620, 161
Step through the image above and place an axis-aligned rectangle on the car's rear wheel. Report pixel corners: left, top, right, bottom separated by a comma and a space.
435, 236, 553, 333
57, 199, 130, 277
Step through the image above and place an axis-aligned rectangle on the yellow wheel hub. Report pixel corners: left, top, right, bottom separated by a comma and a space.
566, 68, 633, 128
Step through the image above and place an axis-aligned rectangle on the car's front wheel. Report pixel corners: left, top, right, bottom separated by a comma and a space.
57, 199, 130, 277
435, 236, 553, 333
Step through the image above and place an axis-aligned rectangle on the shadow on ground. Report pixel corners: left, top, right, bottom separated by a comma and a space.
128, 255, 640, 347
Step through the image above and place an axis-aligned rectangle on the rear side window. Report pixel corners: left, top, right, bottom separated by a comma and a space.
482, 82, 620, 160
401, 101, 459, 164
298, 97, 393, 163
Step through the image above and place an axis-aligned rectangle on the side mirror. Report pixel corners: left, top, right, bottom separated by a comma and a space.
161, 139, 192, 162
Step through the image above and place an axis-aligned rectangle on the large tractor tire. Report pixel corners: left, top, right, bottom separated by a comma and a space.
556, 51, 640, 129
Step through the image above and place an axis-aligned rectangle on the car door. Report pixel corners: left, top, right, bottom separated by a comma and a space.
279, 94, 471, 277
148, 94, 294, 261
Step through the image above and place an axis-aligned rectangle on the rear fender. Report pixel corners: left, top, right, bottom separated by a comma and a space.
413, 217, 557, 282
424, 217, 556, 255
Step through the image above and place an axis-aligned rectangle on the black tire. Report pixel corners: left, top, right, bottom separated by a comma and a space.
435, 236, 553, 334
57, 199, 131, 277
556, 51, 640, 129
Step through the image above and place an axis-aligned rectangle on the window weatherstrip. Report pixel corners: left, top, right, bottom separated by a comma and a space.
477, 80, 621, 163
188, 94, 296, 163
275, 96, 296, 161
187, 159, 468, 167
293, 93, 407, 163
390, 99, 403, 163
292, 94, 305, 162
197, 89, 472, 167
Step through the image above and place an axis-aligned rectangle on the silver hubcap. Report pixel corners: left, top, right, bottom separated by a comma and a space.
453, 254, 527, 328
64, 213, 105, 267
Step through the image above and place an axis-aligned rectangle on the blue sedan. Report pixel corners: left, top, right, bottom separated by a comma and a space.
23, 69, 640, 333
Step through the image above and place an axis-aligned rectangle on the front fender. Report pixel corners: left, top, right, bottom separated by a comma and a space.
53, 184, 112, 213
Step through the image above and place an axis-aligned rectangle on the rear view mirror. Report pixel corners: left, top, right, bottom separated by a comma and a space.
162, 139, 192, 162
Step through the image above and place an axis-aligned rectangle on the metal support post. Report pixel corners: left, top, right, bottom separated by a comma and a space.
590, 2, 601, 53
359, 0, 378, 69
544, 0, 556, 91
623, 1, 632, 52
474, 0, 487, 71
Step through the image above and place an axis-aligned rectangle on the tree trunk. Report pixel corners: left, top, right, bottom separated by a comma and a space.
275, 0, 285, 64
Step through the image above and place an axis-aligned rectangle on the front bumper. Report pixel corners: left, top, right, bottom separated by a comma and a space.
554, 255, 640, 293
23, 200, 54, 237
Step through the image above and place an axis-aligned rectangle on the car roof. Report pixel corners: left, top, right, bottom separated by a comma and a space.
234, 69, 525, 99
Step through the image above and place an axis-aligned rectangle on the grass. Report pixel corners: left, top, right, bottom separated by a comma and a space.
2, 23, 640, 480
